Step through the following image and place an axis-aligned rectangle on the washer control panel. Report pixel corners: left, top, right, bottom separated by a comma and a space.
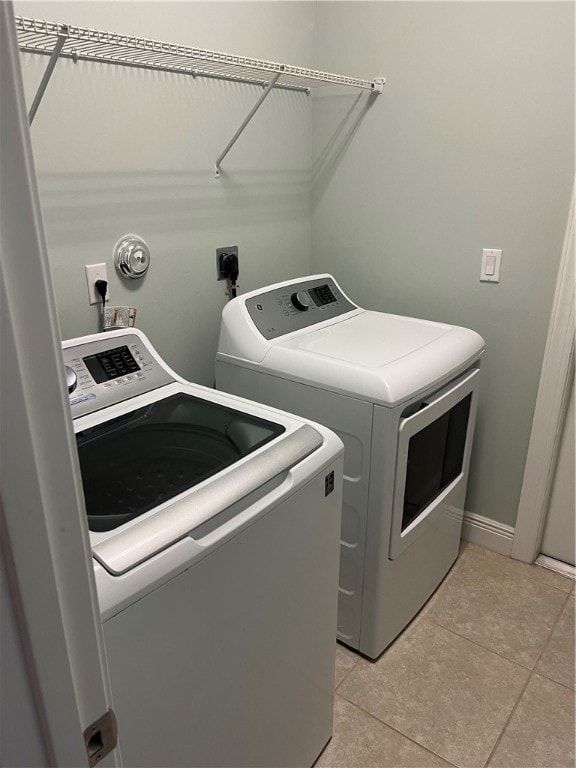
62, 332, 174, 418
246, 277, 357, 340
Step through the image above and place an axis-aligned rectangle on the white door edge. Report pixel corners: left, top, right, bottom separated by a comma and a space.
512, 185, 575, 563
0, 3, 120, 765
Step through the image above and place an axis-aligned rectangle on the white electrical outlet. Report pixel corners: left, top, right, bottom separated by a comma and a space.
85, 263, 110, 305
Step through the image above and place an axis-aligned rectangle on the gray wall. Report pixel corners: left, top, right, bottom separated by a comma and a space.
16, 2, 574, 531
311, 2, 574, 527
16, 1, 314, 384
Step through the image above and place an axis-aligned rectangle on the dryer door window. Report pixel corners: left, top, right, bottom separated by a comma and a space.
402, 394, 471, 531
76, 393, 285, 532
389, 368, 480, 560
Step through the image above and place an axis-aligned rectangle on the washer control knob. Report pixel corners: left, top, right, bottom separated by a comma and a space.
291, 291, 312, 311
65, 365, 77, 394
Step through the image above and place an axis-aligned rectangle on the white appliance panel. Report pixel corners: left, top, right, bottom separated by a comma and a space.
216, 274, 484, 658
103, 461, 342, 768
220, 276, 484, 407
281, 312, 452, 367
64, 328, 344, 765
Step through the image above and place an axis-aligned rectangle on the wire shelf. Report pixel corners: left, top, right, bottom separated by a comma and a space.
15, 15, 384, 175
15, 16, 381, 93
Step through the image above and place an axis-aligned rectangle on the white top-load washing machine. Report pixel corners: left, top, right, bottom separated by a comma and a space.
216, 274, 485, 659
62, 328, 343, 768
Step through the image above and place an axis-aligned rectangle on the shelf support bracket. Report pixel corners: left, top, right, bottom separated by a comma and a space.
215, 71, 282, 178
28, 28, 68, 125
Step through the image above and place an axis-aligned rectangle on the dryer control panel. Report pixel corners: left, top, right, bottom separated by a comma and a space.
63, 332, 174, 418
245, 276, 357, 340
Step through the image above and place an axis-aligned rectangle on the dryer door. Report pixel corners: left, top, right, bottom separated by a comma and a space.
389, 368, 480, 559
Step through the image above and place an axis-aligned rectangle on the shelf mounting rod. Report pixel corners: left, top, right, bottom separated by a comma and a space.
28, 28, 68, 125
215, 70, 282, 178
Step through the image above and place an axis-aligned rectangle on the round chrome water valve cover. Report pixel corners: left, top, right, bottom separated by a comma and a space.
114, 234, 151, 280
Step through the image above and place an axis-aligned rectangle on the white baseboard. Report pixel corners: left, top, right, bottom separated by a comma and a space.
462, 511, 515, 557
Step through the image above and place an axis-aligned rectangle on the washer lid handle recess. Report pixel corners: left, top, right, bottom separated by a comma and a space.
114, 234, 151, 280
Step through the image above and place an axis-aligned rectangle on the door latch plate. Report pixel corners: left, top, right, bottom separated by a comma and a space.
83, 709, 118, 767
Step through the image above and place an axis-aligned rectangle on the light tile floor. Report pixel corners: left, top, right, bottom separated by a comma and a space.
318, 542, 575, 768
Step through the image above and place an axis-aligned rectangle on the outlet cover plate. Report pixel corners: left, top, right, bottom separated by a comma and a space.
85, 263, 109, 305
216, 245, 239, 281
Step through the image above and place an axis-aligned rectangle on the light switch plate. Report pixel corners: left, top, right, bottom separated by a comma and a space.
480, 248, 502, 283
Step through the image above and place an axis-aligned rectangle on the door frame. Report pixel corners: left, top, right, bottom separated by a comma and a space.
1, 4, 120, 765
511, 186, 575, 563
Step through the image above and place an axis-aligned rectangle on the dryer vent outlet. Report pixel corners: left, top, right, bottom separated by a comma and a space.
325, 471, 335, 497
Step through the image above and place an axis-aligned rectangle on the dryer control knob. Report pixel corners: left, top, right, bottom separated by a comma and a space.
65, 365, 78, 394
291, 291, 312, 311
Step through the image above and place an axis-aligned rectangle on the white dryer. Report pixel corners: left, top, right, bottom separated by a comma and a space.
63, 328, 343, 767
216, 274, 485, 659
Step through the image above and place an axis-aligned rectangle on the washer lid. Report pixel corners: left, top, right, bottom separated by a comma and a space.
90, 420, 323, 575
258, 311, 485, 405
77, 391, 287, 535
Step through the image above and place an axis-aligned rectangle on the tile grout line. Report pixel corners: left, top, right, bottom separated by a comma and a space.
529, 587, 575, 691
462, 542, 574, 595
422, 569, 574, 672
333, 691, 460, 768
334, 602, 567, 766
338, 609, 569, 768
332, 545, 573, 768
422, 613, 550, 673
481, 587, 573, 768
334, 606, 432, 692
530, 669, 576, 694
333, 664, 357, 691
524, 569, 575, 594
334, 645, 361, 690
481, 665, 535, 768
530, 585, 575, 692
529, 587, 572, 670
336, 635, 572, 768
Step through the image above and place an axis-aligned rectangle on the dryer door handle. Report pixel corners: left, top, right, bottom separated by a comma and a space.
400, 367, 480, 435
